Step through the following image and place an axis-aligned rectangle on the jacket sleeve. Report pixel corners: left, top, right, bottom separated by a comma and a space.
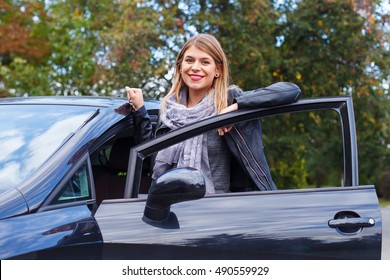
233, 82, 301, 109
132, 105, 153, 144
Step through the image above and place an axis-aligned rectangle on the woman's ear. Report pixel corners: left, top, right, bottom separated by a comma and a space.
215, 68, 221, 78
215, 65, 222, 78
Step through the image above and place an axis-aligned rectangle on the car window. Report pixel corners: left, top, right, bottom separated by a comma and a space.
0, 104, 99, 189
135, 108, 344, 195
90, 133, 137, 204
262, 109, 343, 189
51, 162, 92, 205
90, 110, 159, 204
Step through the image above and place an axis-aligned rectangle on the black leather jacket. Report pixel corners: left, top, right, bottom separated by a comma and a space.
225, 82, 301, 191
132, 82, 301, 191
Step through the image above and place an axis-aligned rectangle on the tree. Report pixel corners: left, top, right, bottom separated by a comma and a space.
185, 0, 282, 88
0, 0, 50, 97
99, 0, 187, 99
274, 0, 389, 187
1, 0, 388, 191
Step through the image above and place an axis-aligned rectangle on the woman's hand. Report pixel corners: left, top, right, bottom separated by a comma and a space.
217, 103, 238, 136
125, 86, 144, 111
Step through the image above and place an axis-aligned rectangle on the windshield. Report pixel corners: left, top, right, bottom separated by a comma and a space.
0, 104, 97, 190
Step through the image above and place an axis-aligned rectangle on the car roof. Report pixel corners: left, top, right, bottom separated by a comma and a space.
0, 96, 161, 111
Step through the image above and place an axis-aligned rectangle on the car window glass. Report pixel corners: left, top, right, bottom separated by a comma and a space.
0, 105, 98, 189
90, 133, 136, 204
89, 109, 159, 203
137, 108, 343, 195
262, 110, 343, 189
51, 162, 92, 205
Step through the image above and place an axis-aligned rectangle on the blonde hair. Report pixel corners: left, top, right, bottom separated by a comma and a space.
161, 34, 229, 114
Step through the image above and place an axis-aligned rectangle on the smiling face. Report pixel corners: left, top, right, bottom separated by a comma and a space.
180, 45, 220, 97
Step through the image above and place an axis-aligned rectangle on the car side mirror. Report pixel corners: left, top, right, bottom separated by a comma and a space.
142, 167, 206, 229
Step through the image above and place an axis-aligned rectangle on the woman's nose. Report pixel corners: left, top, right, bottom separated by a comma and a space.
191, 61, 201, 70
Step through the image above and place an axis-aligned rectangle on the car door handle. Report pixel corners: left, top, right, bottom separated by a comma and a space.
328, 217, 375, 228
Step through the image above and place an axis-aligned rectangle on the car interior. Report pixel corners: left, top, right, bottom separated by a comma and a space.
91, 134, 154, 204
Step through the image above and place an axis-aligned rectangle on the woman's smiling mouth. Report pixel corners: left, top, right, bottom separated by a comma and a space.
189, 74, 204, 81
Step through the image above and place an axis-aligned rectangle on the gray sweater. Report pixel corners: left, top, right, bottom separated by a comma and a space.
206, 130, 231, 193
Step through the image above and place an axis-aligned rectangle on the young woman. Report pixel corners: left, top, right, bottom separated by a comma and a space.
126, 34, 301, 194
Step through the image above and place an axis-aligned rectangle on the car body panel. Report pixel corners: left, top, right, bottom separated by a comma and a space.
0, 205, 102, 259
0, 189, 28, 219
95, 186, 381, 260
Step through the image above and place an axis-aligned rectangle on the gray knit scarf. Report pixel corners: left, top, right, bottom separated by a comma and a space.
152, 89, 216, 180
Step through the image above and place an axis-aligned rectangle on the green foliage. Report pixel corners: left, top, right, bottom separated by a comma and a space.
45, 0, 103, 95
0, 0, 389, 191
263, 109, 343, 189
100, 0, 185, 98
273, 0, 389, 189
1, 57, 51, 96
186, 0, 282, 88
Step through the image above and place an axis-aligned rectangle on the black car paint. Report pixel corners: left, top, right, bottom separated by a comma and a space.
96, 186, 381, 260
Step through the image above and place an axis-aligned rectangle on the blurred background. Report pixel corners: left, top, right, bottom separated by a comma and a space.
0, 0, 389, 199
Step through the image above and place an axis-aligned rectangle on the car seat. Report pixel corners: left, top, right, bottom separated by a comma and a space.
93, 137, 132, 204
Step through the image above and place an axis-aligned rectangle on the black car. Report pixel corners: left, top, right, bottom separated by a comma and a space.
0, 95, 382, 259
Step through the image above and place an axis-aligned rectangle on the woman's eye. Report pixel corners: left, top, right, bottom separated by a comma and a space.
202, 60, 211, 65
185, 58, 193, 63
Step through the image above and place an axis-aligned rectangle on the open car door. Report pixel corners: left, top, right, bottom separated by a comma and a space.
95, 96, 382, 259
